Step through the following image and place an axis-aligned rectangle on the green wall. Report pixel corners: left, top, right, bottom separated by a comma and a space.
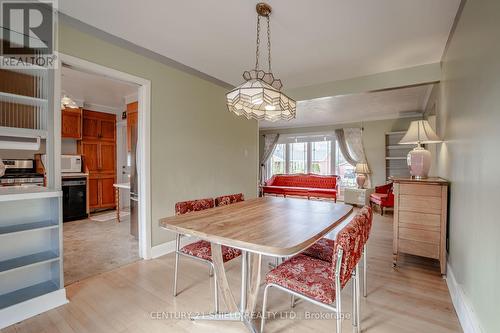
432, 0, 500, 331
58, 23, 258, 246
260, 117, 418, 187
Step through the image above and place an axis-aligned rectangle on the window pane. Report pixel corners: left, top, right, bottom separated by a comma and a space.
289, 142, 307, 174
335, 141, 356, 188
270, 143, 285, 176
311, 141, 331, 175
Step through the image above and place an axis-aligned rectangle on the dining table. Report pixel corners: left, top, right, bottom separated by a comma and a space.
159, 196, 353, 333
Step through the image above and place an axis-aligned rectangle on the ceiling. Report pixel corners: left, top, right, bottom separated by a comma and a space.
60, 0, 460, 89
62, 66, 138, 112
259, 84, 434, 129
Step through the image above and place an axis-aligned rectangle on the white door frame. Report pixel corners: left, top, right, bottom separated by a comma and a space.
56, 53, 152, 259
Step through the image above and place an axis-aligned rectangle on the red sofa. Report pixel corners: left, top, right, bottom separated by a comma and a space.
263, 173, 339, 202
369, 182, 394, 215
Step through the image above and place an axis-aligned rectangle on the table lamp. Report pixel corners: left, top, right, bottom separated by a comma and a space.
355, 163, 370, 189
399, 120, 441, 179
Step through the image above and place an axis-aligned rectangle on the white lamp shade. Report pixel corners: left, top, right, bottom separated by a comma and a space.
399, 120, 441, 144
355, 163, 371, 174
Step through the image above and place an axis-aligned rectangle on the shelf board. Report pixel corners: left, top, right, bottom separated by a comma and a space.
0, 281, 58, 310
0, 251, 59, 275
386, 145, 412, 150
0, 91, 48, 107
0, 126, 48, 139
0, 220, 58, 236
0, 187, 60, 202
385, 157, 407, 160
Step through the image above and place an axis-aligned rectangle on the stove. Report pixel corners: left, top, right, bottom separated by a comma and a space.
0, 159, 44, 186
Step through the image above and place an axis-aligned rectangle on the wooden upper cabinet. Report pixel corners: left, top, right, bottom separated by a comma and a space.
82, 110, 116, 141
61, 107, 82, 139
82, 116, 100, 140
126, 101, 138, 152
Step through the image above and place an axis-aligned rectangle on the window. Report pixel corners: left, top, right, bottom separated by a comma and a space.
311, 141, 331, 175
289, 142, 307, 174
269, 143, 285, 175
335, 143, 356, 188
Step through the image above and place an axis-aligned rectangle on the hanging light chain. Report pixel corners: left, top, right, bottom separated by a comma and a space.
255, 14, 261, 70
266, 15, 271, 72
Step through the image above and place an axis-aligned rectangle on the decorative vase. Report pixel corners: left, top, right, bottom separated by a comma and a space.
407, 145, 431, 179
356, 173, 366, 189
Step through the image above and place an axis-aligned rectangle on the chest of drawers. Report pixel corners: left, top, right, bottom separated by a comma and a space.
392, 177, 449, 275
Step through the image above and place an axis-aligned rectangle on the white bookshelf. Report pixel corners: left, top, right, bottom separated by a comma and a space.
385, 131, 412, 180
0, 190, 66, 328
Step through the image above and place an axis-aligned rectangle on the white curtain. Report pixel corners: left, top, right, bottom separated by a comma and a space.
260, 133, 280, 184
335, 128, 371, 187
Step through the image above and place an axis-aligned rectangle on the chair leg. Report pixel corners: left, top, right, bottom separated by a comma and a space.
209, 265, 213, 277
261, 284, 272, 333
173, 234, 180, 297
290, 295, 295, 308
356, 264, 361, 333
381, 206, 384, 216
211, 262, 219, 313
352, 270, 358, 332
335, 282, 342, 333
363, 245, 367, 298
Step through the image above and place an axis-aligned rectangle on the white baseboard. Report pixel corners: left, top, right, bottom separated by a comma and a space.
151, 236, 199, 259
0, 288, 68, 329
446, 263, 483, 333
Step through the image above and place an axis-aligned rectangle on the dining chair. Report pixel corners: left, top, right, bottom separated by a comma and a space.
260, 211, 367, 333
172, 197, 242, 313
300, 206, 373, 297
215, 193, 244, 206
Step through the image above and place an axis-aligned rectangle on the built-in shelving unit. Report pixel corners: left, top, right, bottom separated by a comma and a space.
385, 131, 412, 180
0, 190, 66, 328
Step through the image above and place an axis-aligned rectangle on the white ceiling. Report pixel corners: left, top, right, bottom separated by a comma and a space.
62, 66, 138, 112
60, 0, 460, 89
259, 84, 433, 129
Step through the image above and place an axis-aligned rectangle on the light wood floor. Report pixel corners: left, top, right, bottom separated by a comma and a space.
2, 210, 461, 333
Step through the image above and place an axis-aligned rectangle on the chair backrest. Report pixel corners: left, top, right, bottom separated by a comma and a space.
215, 193, 244, 207
375, 182, 393, 194
358, 206, 373, 243
331, 211, 367, 288
175, 198, 214, 215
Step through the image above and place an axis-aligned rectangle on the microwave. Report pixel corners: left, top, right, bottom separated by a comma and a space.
61, 155, 82, 173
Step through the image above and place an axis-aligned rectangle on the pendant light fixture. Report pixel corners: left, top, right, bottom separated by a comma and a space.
226, 3, 296, 122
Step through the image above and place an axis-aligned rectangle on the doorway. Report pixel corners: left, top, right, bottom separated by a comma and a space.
56, 54, 152, 285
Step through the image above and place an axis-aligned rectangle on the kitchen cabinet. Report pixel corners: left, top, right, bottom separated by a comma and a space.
78, 110, 116, 212
82, 110, 116, 142
61, 107, 82, 138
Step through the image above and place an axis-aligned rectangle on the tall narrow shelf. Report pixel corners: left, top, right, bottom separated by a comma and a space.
385, 131, 412, 180
0, 190, 66, 328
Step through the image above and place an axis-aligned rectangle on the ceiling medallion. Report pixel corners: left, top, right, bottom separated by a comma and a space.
226, 3, 296, 122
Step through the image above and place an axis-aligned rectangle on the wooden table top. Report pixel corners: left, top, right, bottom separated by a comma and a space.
159, 197, 353, 256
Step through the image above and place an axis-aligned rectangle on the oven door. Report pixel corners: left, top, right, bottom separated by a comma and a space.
62, 179, 87, 222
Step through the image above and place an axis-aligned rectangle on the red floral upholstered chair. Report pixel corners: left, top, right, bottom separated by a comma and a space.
301, 206, 373, 298
261, 211, 367, 333
369, 182, 394, 215
214, 193, 244, 207
172, 198, 241, 313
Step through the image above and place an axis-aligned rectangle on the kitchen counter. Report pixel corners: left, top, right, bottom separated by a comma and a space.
113, 183, 130, 189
